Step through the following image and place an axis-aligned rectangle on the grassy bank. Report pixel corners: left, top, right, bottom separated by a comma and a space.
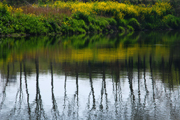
0, 1, 180, 36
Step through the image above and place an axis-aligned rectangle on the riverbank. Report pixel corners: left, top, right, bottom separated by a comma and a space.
0, 1, 180, 36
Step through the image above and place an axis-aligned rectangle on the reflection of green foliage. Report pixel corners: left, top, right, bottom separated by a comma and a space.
0, 35, 62, 61
1, 30, 180, 53
62, 33, 119, 49
60, 30, 180, 49
1, 30, 180, 63
1, 31, 180, 87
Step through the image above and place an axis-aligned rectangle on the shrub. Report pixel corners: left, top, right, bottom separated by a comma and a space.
105, 18, 117, 26
0, 3, 10, 16
48, 21, 60, 32
118, 19, 127, 27
162, 14, 180, 29
75, 28, 86, 34
128, 18, 141, 30
89, 24, 96, 32
127, 25, 134, 31
73, 12, 94, 24
144, 23, 154, 30
96, 19, 109, 29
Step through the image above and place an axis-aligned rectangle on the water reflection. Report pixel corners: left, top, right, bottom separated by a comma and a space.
0, 31, 180, 119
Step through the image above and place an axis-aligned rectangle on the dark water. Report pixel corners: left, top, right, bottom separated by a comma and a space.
0, 31, 180, 120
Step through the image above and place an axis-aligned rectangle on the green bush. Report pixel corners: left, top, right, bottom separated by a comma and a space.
127, 25, 134, 31
128, 18, 141, 30
96, 19, 109, 29
73, 12, 94, 25
48, 21, 60, 32
106, 18, 117, 26
162, 14, 180, 29
75, 28, 86, 34
89, 24, 96, 31
118, 19, 127, 27
144, 23, 154, 30
0, 4, 10, 16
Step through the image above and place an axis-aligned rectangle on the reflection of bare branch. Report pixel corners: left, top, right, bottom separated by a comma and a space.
88, 62, 96, 110
144, 56, 149, 94
0, 63, 9, 111
128, 58, 135, 101
100, 77, 104, 111
103, 64, 108, 110
87, 92, 91, 109
62, 63, 68, 119
127, 57, 135, 119
34, 58, 47, 120
168, 54, 174, 90
161, 57, 165, 83
50, 62, 60, 119
111, 62, 118, 115
24, 62, 31, 120
143, 56, 149, 112
8, 62, 23, 118
150, 54, 157, 119
75, 63, 79, 119
111, 64, 115, 96
150, 55, 155, 100
18, 62, 23, 113
138, 55, 141, 104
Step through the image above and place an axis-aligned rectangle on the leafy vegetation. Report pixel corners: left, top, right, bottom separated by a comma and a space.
0, 1, 180, 35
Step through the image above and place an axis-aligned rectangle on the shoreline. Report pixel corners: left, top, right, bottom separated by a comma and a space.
0, 29, 177, 38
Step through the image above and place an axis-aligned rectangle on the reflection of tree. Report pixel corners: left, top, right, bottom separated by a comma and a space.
50, 62, 60, 119
75, 63, 79, 119
168, 52, 174, 89
6, 62, 24, 118
24, 62, 31, 120
1, 48, 180, 119
62, 62, 68, 119
161, 57, 165, 83
138, 55, 141, 104
100, 63, 108, 111
128, 57, 135, 101
150, 55, 155, 100
0, 63, 9, 111
150, 54, 157, 119
112, 61, 121, 115
88, 62, 96, 110
33, 58, 47, 119
144, 56, 149, 93
143, 56, 149, 112
127, 57, 135, 119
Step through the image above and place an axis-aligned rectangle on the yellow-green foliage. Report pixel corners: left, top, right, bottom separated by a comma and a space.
0, 2, 23, 14
50, 1, 172, 20
0, 1, 176, 34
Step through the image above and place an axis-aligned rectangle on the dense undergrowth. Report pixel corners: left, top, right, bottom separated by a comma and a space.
0, 1, 180, 35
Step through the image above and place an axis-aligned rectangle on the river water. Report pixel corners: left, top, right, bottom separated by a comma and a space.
0, 31, 180, 120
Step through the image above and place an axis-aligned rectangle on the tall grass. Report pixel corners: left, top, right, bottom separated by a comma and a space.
21, 5, 72, 17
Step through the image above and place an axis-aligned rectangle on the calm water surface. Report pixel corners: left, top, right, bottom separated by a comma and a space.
0, 31, 180, 120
